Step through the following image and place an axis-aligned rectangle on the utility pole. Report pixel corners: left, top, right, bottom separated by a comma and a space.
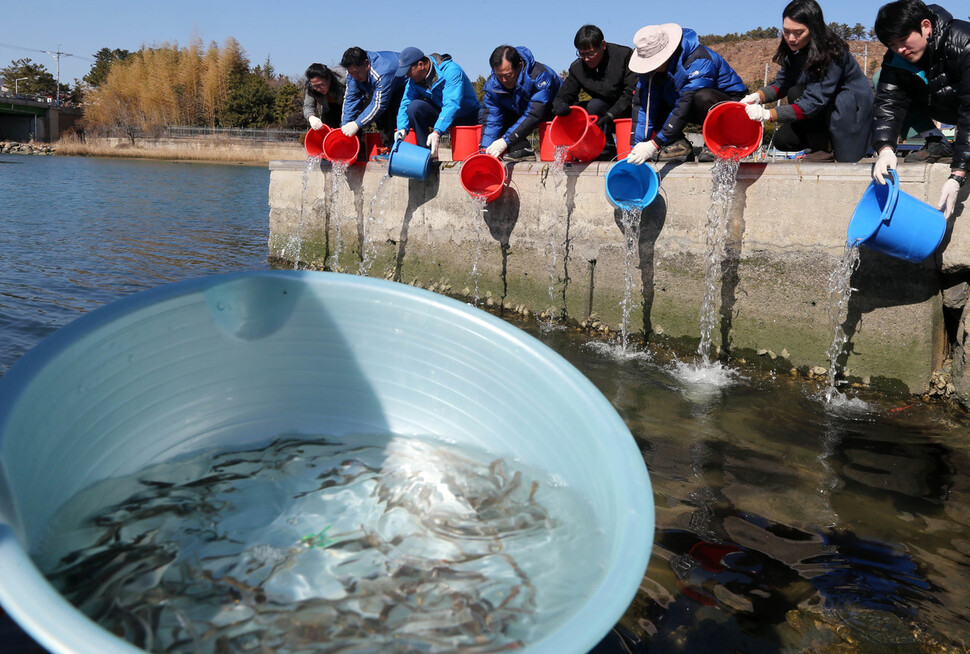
43, 45, 73, 107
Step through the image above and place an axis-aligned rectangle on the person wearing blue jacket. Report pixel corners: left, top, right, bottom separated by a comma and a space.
396, 47, 481, 159
627, 23, 747, 164
481, 45, 562, 162
339, 48, 407, 148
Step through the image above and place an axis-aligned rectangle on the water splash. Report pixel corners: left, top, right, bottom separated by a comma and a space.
359, 173, 392, 276
697, 157, 740, 365
542, 146, 571, 328
822, 243, 862, 403
326, 161, 350, 272
618, 206, 641, 350
288, 157, 319, 269
470, 196, 488, 303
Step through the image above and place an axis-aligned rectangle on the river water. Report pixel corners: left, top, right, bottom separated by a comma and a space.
2, 154, 970, 653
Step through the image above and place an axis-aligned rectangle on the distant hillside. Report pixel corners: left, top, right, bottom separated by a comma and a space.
705, 38, 887, 89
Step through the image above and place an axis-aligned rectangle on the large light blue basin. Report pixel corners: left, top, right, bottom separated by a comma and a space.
0, 270, 653, 653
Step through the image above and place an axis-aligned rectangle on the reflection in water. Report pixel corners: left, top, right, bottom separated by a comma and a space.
536, 326, 970, 651
4, 155, 970, 652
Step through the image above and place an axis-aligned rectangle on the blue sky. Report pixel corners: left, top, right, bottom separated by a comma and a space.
4, 0, 894, 86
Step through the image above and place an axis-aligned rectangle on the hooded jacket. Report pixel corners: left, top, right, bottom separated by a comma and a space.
634, 28, 746, 145
759, 46, 874, 162
872, 4, 970, 171
481, 46, 561, 146
396, 53, 481, 135
340, 51, 406, 129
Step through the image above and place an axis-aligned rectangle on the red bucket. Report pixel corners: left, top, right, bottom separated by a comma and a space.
702, 101, 763, 160
549, 106, 606, 162
459, 153, 506, 203
362, 132, 383, 161
450, 125, 482, 161
614, 118, 632, 159
304, 126, 331, 158
323, 129, 361, 164
405, 130, 418, 145
538, 121, 573, 162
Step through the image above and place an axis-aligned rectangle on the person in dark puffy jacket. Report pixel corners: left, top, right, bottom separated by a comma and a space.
627, 23, 747, 164
481, 45, 561, 162
553, 25, 638, 158
870, 0, 968, 217
742, 0, 874, 162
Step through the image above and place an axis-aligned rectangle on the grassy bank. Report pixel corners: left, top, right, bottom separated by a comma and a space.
54, 134, 304, 164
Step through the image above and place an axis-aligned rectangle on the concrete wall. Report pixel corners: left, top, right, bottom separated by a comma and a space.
268, 158, 970, 395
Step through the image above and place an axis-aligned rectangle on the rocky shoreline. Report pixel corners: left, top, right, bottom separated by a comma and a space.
1, 141, 55, 155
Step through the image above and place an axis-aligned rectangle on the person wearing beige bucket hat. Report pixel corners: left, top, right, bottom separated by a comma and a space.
627, 23, 747, 164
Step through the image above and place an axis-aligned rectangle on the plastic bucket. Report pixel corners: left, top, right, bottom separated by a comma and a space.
614, 118, 632, 159
605, 160, 660, 209
450, 125, 482, 161
0, 270, 654, 654
847, 170, 946, 262
538, 121, 573, 162
459, 153, 507, 202
322, 128, 360, 164
362, 132, 383, 161
549, 106, 606, 162
702, 101, 763, 160
304, 126, 331, 158
388, 138, 432, 180
405, 129, 418, 145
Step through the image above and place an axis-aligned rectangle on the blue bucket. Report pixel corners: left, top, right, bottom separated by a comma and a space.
0, 271, 653, 654
605, 160, 660, 209
847, 170, 946, 263
388, 138, 432, 180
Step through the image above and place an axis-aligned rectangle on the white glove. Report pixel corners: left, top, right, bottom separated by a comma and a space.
308, 116, 324, 130
740, 92, 761, 105
627, 140, 658, 165
485, 138, 508, 158
872, 148, 898, 185
341, 121, 359, 137
427, 131, 440, 157
745, 104, 771, 122
394, 129, 408, 142
939, 177, 961, 218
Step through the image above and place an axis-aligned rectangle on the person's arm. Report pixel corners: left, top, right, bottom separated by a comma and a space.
396, 83, 413, 131
340, 78, 363, 126
355, 72, 397, 128
606, 49, 638, 120
480, 83, 502, 147
432, 63, 467, 133
303, 89, 318, 121
553, 63, 581, 115
504, 64, 558, 144
772, 55, 847, 123
871, 57, 912, 156
654, 58, 717, 145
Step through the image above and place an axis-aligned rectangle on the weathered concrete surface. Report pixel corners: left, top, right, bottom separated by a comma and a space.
268, 158, 970, 395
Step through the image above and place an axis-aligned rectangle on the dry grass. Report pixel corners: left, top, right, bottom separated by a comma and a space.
55, 133, 304, 164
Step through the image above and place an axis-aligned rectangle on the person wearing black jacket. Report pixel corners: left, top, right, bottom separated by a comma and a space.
870, 0, 969, 217
552, 25, 638, 156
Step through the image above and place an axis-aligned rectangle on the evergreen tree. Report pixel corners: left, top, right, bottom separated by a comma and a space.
1, 58, 57, 95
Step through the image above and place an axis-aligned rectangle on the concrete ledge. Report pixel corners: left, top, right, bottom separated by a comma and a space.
268, 158, 970, 394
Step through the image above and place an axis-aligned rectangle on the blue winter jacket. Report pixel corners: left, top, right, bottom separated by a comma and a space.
341, 50, 407, 128
397, 54, 481, 134
634, 28, 746, 145
481, 46, 561, 146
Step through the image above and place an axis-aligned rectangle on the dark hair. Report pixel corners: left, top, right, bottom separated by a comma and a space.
340, 46, 369, 68
874, 0, 935, 46
489, 45, 522, 71
773, 0, 847, 79
304, 63, 344, 98
574, 25, 605, 50
305, 63, 332, 82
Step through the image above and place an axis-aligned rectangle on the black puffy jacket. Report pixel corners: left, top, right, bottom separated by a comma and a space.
871, 4, 970, 171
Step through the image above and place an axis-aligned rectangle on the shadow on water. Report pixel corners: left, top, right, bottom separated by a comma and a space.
393, 168, 440, 282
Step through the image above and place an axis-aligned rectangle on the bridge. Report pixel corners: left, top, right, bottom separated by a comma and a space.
0, 94, 82, 141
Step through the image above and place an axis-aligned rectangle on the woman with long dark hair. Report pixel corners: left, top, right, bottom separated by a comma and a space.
742, 0, 874, 161
303, 63, 345, 131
